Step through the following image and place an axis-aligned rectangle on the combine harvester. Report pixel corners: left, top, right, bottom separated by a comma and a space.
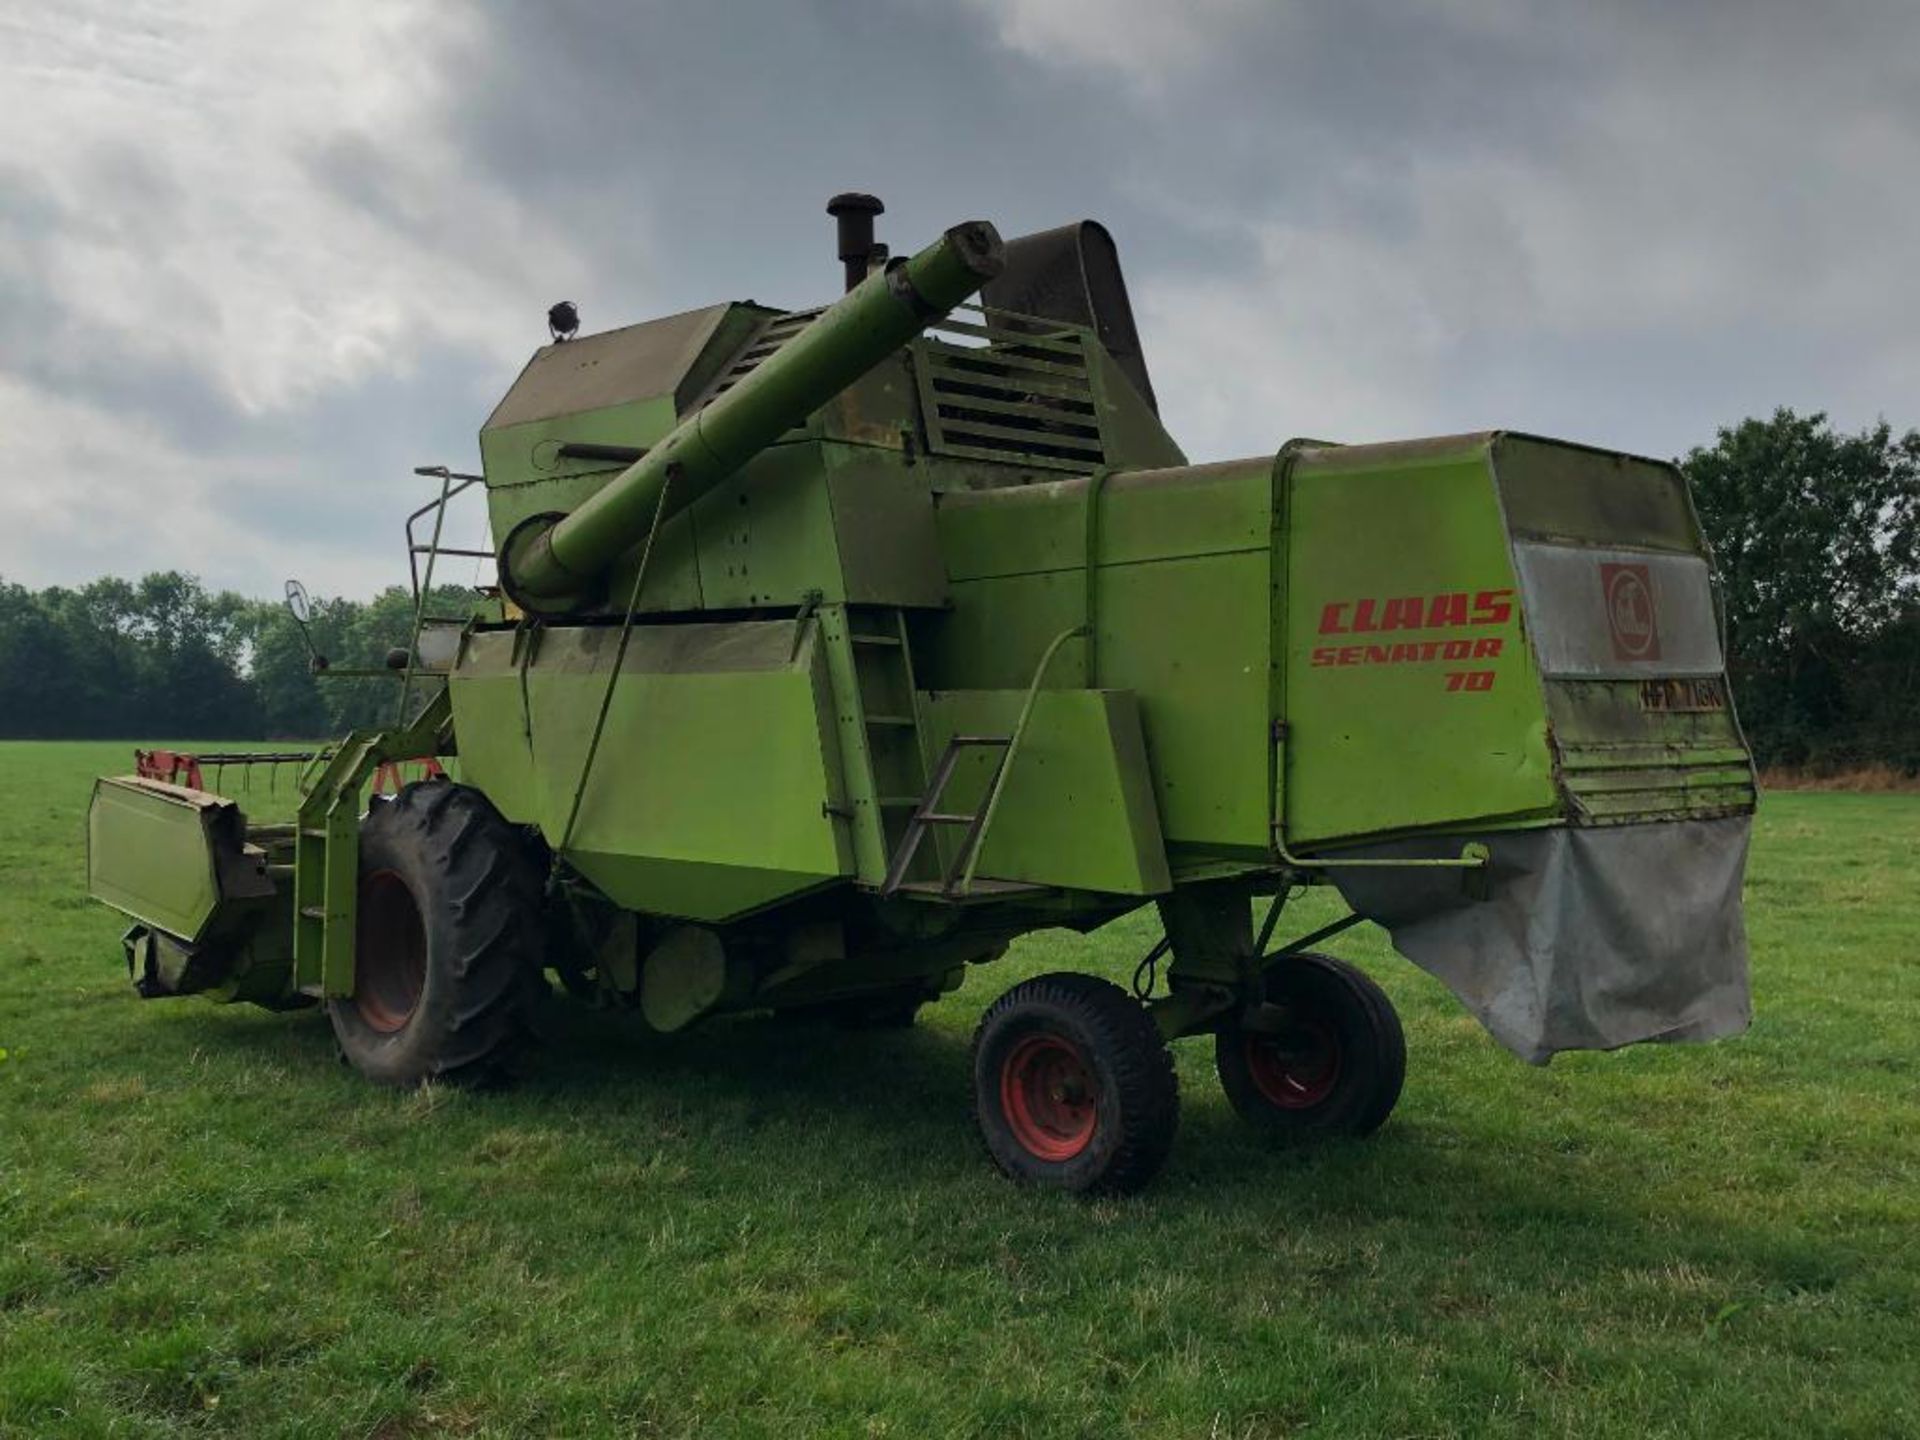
87, 198, 1755, 1192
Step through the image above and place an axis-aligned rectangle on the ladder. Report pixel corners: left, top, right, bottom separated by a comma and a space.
879, 734, 1013, 897
820, 607, 942, 889
292, 731, 382, 998
291, 690, 454, 998
879, 622, 1087, 901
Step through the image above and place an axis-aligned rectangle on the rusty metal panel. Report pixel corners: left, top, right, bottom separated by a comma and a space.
1546, 679, 1756, 822
1494, 432, 1701, 553
1513, 542, 1724, 678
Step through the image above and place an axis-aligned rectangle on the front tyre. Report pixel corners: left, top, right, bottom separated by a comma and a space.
328, 782, 545, 1086
971, 972, 1178, 1194
1215, 952, 1405, 1138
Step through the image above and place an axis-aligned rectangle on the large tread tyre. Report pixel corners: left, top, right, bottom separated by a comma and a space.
971, 972, 1179, 1195
327, 781, 545, 1087
1215, 952, 1405, 1139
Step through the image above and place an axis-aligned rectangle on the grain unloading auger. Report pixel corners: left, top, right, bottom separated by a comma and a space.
87, 199, 1756, 1192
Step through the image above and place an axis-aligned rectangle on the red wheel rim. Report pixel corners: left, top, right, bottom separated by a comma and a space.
1245, 1019, 1342, 1110
354, 869, 426, 1033
1000, 1033, 1098, 1160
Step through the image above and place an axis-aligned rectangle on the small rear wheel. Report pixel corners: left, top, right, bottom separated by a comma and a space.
1215, 952, 1405, 1138
328, 782, 545, 1086
971, 972, 1178, 1194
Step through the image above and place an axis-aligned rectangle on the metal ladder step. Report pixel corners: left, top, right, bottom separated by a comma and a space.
879, 733, 1016, 897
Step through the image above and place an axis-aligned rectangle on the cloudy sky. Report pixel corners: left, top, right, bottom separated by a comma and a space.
3, 0, 1916, 597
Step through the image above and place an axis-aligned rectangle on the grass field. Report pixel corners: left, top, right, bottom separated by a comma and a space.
2, 741, 1916, 1438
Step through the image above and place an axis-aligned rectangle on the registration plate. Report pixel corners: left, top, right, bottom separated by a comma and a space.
1639, 677, 1726, 713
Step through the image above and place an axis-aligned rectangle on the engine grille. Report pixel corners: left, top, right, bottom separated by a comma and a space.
912, 306, 1108, 474
686, 301, 1111, 473
689, 306, 826, 411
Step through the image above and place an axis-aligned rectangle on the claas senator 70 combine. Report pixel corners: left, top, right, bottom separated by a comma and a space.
86, 198, 1755, 1192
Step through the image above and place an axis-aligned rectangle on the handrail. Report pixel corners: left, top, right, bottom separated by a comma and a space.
548, 467, 678, 888
1269, 828, 1491, 871
955, 623, 1087, 896
395, 466, 484, 726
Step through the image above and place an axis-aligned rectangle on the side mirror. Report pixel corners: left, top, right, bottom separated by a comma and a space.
283, 578, 330, 672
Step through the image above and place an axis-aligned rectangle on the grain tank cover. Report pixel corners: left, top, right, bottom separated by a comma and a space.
478, 300, 784, 505
484, 303, 746, 433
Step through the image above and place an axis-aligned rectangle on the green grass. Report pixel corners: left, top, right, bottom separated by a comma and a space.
2, 741, 1916, 1438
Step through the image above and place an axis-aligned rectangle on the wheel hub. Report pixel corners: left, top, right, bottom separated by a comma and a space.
1000, 1033, 1098, 1160
1244, 1018, 1342, 1109
353, 869, 427, 1033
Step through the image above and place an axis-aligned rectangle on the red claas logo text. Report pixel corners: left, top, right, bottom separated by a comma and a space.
1311, 589, 1513, 671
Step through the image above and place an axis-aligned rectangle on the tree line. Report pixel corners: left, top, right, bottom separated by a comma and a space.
0, 573, 470, 741
1, 408, 1915, 770
1683, 410, 1918, 773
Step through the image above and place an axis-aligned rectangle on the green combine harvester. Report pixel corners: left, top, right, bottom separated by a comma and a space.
87, 198, 1755, 1192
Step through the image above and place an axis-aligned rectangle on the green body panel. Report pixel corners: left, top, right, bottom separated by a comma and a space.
1095, 550, 1274, 855
919, 689, 1170, 894
821, 449, 950, 607
1281, 439, 1559, 845
449, 621, 852, 923
679, 443, 951, 612
438, 635, 539, 821
928, 461, 1277, 856
480, 397, 677, 498
489, 438, 966, 618
690, 445, 846, 611
88, 779, 228, 941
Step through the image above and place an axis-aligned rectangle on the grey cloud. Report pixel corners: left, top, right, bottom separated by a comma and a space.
1, 0, 1915, 597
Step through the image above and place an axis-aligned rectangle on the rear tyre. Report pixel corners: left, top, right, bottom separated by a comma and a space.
1215, 952, 1405, 1138
328, 782, 545, 1086
971, 972, 1178, 1194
